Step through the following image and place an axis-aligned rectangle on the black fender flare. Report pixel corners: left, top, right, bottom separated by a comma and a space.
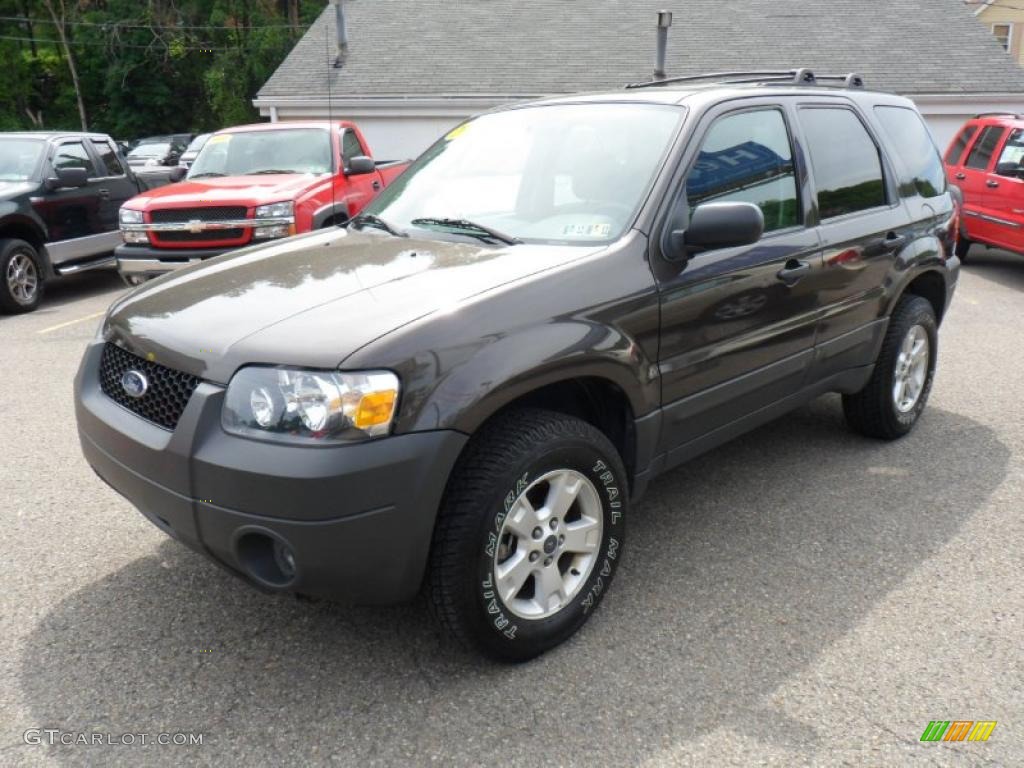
311, 202, 349, 229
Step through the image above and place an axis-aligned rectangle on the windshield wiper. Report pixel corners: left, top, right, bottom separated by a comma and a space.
349, 213, 408, 238
248, 169, 301, 175
188, 172, 225, 178
410, 217, 522, 245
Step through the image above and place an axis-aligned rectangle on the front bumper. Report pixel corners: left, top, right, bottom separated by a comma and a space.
74, 342, 468, 604
115, 244, 230, 278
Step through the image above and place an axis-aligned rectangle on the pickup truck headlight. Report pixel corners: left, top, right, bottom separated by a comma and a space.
119, 208, 148, 243
253, 201, 295, 239
222, 366, 399, 444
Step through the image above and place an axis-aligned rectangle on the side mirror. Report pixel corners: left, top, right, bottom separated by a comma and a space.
995, 161, 1023, 178
667, 201, 765, 261
44, 166, 89, 191
168, 166, 187, 183
346, 155, 375, 176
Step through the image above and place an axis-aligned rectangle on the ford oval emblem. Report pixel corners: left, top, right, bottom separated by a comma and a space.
121, 369, 149, 399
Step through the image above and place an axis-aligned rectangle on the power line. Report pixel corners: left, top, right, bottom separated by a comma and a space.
0, 15, 311, 31
0, 33, 256, 52
962, 0, 1024, 12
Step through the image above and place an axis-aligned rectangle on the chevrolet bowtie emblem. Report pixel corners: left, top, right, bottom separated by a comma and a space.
186, 219, 205, 233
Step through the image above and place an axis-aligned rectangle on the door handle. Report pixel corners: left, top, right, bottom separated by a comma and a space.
97, 188, 110, 198
372, 181, 381, 191
776, 259, 810, 286
955, 172, 966, 180
881, 232, 907, 252
986, 179, 1000, 188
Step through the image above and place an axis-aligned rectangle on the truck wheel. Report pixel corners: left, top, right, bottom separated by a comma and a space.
427, 408, 627, 662
0, 239, 44, 314
843, 295, 937, 440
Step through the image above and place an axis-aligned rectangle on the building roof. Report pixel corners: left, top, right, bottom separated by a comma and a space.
257, 0, 1024, 103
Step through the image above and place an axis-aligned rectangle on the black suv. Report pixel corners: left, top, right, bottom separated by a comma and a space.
75, 71, 958, 660
0, 132, 143, 313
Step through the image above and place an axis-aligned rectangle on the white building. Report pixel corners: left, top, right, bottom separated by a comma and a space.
255, 0, 1024, 160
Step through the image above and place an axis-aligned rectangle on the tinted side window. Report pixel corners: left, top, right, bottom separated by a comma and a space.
874, 106, 946, 198
342, 130, 365, 160
53, 141, 97, 177
91, 139, 124, 175
946, 125, 977, 164
965, 126, 1005, 170
685, 109, 800, 233
799, 108, 886, 219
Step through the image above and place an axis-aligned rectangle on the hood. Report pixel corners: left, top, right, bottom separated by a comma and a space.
126, 174, 322, 209
104, 228, 601, 384
0, 181, 37, 200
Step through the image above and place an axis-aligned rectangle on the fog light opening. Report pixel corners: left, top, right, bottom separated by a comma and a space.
235, 530, 298, 587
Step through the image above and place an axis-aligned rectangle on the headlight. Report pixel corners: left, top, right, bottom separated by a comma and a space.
222, 367, 399, 444
119, 208, 144, 225
255, 201, 294, 219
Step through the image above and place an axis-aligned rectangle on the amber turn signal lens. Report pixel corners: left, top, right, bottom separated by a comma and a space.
354, 390, 397, 429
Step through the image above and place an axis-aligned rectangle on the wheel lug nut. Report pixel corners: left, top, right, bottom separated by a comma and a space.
549, 518, 559, 530
558, 534, 565, 546
544, 556, 553, 566
532, 527, 543, 539
529, 551, 540, 562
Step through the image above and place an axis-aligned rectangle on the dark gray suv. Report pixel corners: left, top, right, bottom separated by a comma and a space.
75, 70, 959, 661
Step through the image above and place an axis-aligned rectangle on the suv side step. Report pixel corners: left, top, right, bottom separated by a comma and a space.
55, 255, 117, 276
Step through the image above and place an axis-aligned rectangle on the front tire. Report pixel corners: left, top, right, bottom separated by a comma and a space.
427, 409, 627, 662
843, 295, 937, 440
0, 239, 44, 314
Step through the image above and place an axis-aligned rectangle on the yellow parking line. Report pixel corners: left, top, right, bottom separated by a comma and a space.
36, 310, 106, 335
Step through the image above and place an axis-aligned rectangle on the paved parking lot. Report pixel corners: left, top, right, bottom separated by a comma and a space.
2, 252, 1022, 767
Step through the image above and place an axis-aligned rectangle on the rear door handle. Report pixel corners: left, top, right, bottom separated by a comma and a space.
372, 181, 381, 191
776, 259, 810, 286
97, 188, 110, 198
881, 232, 907, 252
987, 179, 1000, 188
955, 172, 966, 180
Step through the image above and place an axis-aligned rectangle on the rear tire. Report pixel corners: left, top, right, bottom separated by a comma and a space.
0, 238, 44, 314
427, 408, 627, 662
843, 295, 937, 440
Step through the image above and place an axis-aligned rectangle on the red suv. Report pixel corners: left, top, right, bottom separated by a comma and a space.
945, 113, 1024, 261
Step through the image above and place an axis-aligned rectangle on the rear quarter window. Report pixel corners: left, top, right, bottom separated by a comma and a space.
965, 126, 1005, 170
874, 106, 947, 198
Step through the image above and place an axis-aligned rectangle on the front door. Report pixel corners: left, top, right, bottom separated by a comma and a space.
338, 128, 380, 218
982, 126, 1024, 253
654, 105, 822, 457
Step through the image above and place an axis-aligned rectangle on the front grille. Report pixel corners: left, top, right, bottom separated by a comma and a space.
150, 206, 247, 223
156, 229, 245, 242
99, 343, 201, 430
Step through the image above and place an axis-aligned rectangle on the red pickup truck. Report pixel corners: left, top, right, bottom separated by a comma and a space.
115, 121, 408, 283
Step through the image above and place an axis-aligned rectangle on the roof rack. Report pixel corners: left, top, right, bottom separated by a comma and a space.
625, 68, 865, 91
975, 112, 1024, 119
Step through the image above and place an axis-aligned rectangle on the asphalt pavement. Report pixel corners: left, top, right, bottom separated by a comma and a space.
1, 250, 1022, 767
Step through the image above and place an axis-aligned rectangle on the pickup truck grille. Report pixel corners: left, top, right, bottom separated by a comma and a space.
150, 206, 248, 223
148, 206, 251, 247
99, 343, 200, 430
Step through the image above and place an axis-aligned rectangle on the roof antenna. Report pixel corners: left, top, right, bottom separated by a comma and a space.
333, 0, 349, 68
654, 11, 673, 80
325, 20, 340, 226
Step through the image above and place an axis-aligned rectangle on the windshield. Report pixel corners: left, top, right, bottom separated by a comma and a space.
362, 103, 684, 244
129, 143, 170, 159
184, 134, 211, 153
0, 138, 44, 181
188, 128, 332, 177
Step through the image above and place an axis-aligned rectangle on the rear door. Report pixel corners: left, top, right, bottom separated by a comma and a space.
795, 103, 915, 376
981, 126, 1024, 253
88, 137, 138, 233
653, 102, 823, 457
958, 123, 1007, 246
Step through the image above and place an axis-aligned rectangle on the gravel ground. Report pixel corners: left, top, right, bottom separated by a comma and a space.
1, 249, 1021, 767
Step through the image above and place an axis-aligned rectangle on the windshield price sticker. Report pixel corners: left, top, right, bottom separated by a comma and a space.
563, 222, 612, 237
